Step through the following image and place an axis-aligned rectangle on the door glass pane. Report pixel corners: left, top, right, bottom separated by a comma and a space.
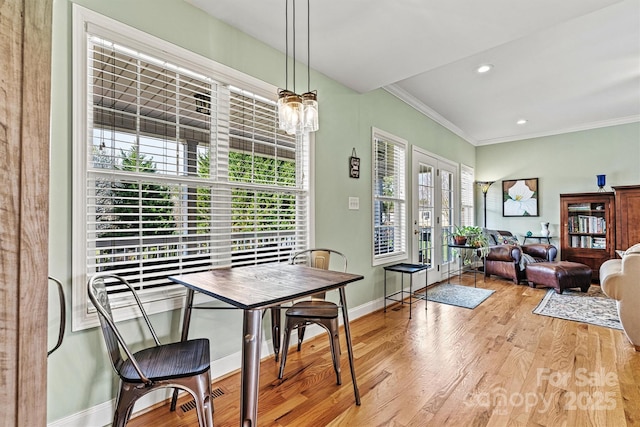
417, 163, 434, 266
441, 170, 454, 264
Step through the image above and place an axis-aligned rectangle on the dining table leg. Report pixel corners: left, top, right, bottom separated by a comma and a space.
241, 308, 263, 427
338, 287, 361, 405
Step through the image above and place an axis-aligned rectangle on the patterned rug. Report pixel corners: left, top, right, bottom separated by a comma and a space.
533, 286, 622, 330
426, 283, 495, 309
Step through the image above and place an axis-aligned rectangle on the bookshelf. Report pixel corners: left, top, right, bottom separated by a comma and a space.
612, 185, 640, 250
560, 192, 615, 281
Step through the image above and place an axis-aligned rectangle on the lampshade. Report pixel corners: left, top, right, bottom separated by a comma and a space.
278, 90, 303, 135
476, 181, 495, 194
301, 91, 318, 132
597, 174, 606, 191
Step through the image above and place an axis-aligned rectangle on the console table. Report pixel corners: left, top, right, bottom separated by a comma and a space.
383, 263, 429, 319
522, 235, 553, 244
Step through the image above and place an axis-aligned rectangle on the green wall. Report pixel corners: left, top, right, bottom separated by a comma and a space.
476, 123, 640, 247
48, 0, 473, 422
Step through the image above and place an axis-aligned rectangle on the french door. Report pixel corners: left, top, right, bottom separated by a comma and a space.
411, 147, 459, 284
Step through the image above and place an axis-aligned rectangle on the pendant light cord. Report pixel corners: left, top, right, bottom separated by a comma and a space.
307, 0, 311, 92
285, 0, 288, 91
292, 0, 296, 94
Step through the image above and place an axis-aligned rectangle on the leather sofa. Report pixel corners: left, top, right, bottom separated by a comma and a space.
600, 243, 640, 351
482, 229, 558, 284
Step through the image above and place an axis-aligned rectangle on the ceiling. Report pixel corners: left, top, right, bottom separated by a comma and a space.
187, 0, 640, 145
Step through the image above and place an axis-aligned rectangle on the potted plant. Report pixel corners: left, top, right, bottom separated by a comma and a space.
452, 226, 490, 256
465, 226, 490, 258
452, 225, 470, 245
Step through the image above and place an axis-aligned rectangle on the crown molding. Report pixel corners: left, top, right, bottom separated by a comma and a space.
476, 115, 640, 146
383, 84, 478, 146
384, 83, 640, 147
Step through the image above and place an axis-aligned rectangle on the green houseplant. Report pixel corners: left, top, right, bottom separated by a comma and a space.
451, 225, 490, 258
451, 225, 471, 245
466, 226, 490, 258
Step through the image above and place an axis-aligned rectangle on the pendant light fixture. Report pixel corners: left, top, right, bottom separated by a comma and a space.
278, 0, 318, 135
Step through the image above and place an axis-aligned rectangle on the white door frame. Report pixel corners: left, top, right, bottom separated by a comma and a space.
411, 146, 459, 284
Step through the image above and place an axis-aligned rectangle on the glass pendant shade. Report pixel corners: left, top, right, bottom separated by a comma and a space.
278, 90, 303, 135
301, 91, 319, 132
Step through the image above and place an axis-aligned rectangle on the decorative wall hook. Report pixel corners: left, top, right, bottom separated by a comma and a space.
349, 148, 360, 178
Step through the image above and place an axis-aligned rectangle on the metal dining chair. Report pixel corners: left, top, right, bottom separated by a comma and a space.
88, 273, 213, 427
278, 249, 347, 385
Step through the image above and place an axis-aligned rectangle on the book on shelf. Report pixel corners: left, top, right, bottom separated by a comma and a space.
592, 237, 606, 249
567, 203, 591, 212
570, 235, 606, 249
567, 215, 606, 234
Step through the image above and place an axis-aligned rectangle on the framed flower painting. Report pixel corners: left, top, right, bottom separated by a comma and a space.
502, 178, 539, 217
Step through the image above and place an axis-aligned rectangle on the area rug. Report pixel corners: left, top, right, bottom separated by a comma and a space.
426, 283, 495, 309
533, 287, 622, 330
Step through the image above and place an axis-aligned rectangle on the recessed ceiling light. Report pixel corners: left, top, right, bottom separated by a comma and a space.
517, 119, 528, 125
476, 64, 493, 74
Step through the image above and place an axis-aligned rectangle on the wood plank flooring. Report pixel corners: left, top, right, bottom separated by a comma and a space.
128, 275, 640, 426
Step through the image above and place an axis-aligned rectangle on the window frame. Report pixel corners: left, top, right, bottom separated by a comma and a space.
371, 127, 408, 266
71, 5, 311, 330
460, 164, 475, 227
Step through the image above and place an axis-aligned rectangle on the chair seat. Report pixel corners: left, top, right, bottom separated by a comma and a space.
120, 338, 210, 383
286, 300, 338, 319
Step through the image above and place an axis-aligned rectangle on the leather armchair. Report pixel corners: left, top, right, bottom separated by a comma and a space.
484, 242, 557, 284
600, 244, 640, 351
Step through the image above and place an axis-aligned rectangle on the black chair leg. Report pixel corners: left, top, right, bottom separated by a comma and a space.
297, 324, 306, 351
278, 321, 293, 379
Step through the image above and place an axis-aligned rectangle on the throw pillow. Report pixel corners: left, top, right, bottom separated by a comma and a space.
497, 234, 519, 246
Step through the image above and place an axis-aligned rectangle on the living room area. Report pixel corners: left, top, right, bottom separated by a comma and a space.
4, 1, 640, 426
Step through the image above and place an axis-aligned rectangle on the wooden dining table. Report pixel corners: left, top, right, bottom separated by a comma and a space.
169, 263, 364, 427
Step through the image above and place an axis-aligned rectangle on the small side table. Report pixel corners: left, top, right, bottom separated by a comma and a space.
447, 244, 481, 287
383, 263, 429, 319
522, 235, 553, 244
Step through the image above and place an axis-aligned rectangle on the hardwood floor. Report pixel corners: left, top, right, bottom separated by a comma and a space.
128, 275, 640, 426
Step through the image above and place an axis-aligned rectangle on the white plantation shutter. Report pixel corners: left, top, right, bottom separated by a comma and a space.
74, 11, 309, 328
226, 87, 309, 266
460, 165, 474, 226
372, 128, 407, 265
87, 35, 225, 294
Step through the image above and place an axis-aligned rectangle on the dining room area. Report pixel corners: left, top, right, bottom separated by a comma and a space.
86, 249, 364, 427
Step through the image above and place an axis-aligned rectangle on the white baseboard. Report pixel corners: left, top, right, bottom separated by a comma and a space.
47, 296, 384, 427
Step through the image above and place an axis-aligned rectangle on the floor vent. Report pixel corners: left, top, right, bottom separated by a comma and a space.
180, 400, 196, 412
180, 387, 225, 412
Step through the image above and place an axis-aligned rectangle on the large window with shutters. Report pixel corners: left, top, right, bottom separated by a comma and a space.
72, 7, 309, 329
372, 128, 407, 265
